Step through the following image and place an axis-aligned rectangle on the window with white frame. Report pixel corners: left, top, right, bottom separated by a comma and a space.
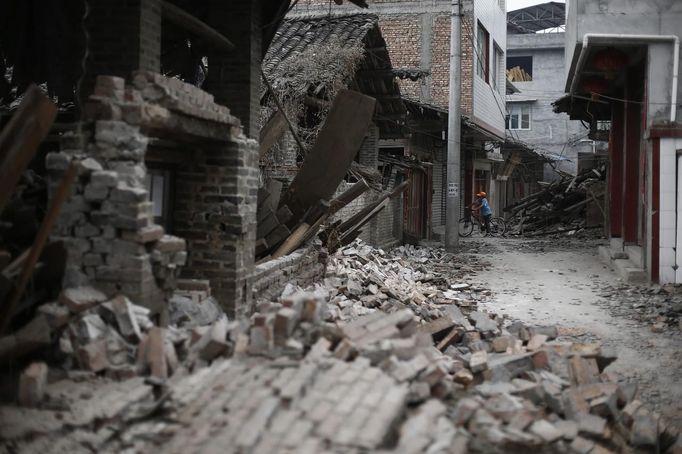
506, 103, 531, 130
476, 22, 490, 83
493, 44, 503, 93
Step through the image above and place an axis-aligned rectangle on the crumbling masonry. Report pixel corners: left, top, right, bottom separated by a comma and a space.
46, 73, 259, 316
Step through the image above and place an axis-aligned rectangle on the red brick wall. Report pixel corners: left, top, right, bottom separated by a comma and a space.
431, 15, 450, 109
286, 2, 476, 113
460, 15, 474, 115
378, 16, 422, 100
376, 12, 473, 113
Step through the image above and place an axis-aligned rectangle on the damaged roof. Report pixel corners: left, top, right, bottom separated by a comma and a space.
503, 136, 569, 162
263, 14, 406, 138
507, 1, 565, 34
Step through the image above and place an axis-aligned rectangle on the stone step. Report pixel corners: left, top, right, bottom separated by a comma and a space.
612, 258, 648, 283
624, 245, 643, 268
598, 245, 627, 264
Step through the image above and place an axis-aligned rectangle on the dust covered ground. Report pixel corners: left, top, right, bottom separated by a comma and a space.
463, 235, 682, 430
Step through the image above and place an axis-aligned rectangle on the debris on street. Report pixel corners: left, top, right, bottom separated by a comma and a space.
1, 1, 680, 452
1, 241, 678, 453
596, 283, 682, 335
504, 165, 606, 236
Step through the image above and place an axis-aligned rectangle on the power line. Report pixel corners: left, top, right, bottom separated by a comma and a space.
507, 87, 682, 106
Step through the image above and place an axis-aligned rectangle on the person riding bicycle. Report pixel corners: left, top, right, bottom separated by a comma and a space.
472, 191, 493, 235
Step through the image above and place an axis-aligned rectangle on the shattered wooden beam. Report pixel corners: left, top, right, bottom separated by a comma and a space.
265, 224, 291, 249
328, 179, 370, 215
1, 160, 78, 334
272, 223, 310, 259
161, 1, 234, 51
281, 90, 376, 223
259, 110, 287, 158
340, 198, 390, 243
271, 200, 329, 259
338, 180, 408, 234
0, 85, 57, 215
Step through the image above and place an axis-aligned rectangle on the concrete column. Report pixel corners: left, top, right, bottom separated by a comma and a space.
204, 0, 262, 138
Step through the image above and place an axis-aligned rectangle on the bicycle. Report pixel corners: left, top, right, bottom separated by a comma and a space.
458, 208, 506, 237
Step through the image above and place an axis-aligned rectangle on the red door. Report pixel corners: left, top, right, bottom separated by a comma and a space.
403, 169, 430, 244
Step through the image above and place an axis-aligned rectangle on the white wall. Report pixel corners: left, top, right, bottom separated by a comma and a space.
659, 137, 682, 283
565, 0, 682, 105
472, 0, 507, 139
507, 33, 593, 178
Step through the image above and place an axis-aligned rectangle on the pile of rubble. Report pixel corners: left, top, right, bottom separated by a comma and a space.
0, 279, 224, 402
597, 283, 682, 334
324, 242, 488, 322
504, 165, 606, 236
1, 241, 680, 453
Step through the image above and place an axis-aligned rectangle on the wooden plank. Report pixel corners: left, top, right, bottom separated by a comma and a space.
259, 110, 288, 158
265, 224, 291, 248
0, 85, 57, 215
340, 198, 389, 243
271, 200, 329, 259
257, 186, 271, 207
264, 179, 283, 213
338, 180, 408, 234
257, 212, 281, 239
437, 327, 462, 351
275, 205, 293, 225
257, 203, 272, 224
328, 179, 369, 215
1, 160, 78, 334
161, 1, 234, 51
255, 239, 269, 257
420, 317, 456, 336
280, 90, 376, 223
2, 249, 29, 279
272, 223, 310, 259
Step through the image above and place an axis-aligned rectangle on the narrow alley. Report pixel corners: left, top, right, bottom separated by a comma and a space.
469, 236, 682, 430
1, 0, 682, 453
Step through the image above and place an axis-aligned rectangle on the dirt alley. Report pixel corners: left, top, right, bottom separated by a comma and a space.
462, 236, 682, 430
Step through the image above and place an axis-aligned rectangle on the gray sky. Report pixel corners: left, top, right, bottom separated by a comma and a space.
507, 0, 564, 12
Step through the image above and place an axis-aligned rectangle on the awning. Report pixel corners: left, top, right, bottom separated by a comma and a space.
506, 96, 538, 103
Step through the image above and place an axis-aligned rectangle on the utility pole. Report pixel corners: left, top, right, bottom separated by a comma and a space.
445, 0, 461, 251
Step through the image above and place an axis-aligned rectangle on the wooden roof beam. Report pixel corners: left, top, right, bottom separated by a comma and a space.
162, 1, 235, 52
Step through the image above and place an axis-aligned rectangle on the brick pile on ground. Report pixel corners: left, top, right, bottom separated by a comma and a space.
1, 243, 680, 453
0, 279, 222, 384
324, 241, 490, 323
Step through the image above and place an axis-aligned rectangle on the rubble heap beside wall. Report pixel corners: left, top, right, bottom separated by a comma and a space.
47, 73, 258, 316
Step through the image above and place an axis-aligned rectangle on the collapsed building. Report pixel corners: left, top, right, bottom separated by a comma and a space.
258, 13, 407, 253
1, 0, 400, 325
290, 0, 510, 241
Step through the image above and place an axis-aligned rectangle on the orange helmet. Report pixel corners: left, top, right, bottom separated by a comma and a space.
478, 191, 487, 198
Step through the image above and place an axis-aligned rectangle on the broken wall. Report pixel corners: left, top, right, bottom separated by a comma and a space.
251, 245, 327, 303
47, 73, 258, 316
